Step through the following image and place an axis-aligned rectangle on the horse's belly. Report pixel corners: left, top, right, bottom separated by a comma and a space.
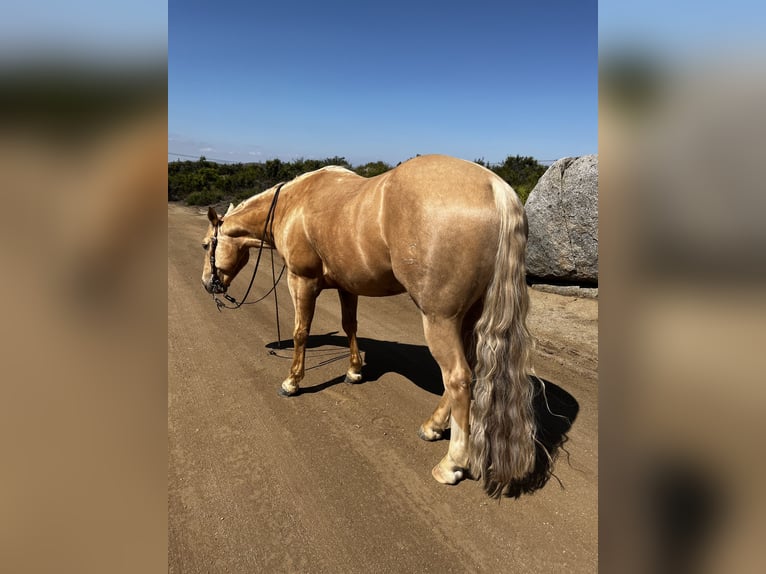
322, 260, 405, 297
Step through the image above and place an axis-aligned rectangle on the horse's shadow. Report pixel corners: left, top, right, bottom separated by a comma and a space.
267, 332, 443, 395
266, 332, 579, 496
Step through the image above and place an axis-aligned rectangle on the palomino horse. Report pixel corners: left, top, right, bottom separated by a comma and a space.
201, 154, 536, 497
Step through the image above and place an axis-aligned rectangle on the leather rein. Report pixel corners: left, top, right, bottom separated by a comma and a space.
209, 182, 286, 313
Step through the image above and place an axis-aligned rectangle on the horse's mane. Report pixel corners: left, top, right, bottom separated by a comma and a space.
227, 165, 356, 217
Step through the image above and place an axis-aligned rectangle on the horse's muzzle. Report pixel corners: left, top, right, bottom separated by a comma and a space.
203, 276, 227, 294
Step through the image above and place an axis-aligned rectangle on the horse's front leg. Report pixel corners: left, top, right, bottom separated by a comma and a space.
338, 290, 363, 384
278, 272, 319, 397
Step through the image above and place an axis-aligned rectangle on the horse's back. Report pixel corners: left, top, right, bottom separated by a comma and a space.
380, 156, 509, 315
295, 156, 518, 315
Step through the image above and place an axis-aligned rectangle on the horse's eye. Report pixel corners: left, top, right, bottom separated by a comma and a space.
202, 243, 209, 251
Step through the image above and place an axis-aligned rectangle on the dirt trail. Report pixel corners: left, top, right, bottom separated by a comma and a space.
168, 203, 598, 573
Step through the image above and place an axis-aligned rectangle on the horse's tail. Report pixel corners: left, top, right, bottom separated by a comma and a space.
469, 176, 537, 498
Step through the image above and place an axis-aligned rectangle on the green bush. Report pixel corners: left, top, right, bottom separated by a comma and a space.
234, 189, 257, 202
169, 155, 547, 205
185, 189, 224, 206
354, 161, 392, 177
488, 155, 546, 204
514, 183, 534, 205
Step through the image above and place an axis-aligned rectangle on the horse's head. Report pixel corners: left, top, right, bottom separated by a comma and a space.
201, 205, 250, 294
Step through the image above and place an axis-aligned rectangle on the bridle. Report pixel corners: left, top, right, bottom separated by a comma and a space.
207, 222, 228, 296
209, 183, 286, 312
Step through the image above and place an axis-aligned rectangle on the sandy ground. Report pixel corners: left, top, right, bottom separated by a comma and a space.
168, 203, 598, 573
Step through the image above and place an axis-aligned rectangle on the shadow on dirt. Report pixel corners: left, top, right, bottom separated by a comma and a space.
502, 375, 580, 497
266, 331, 442, 395
267, 333, 579, 496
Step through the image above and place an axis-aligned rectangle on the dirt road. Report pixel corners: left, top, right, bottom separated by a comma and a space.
168, 203, 598, 573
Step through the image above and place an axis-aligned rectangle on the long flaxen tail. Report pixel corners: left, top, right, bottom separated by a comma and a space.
469, 177, 537, 498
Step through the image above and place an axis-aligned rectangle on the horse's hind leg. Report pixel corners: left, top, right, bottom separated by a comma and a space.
418, 300, 482, 442
421, 315, 472, 485
418, 392, 450, 441
338, 290, 363, 384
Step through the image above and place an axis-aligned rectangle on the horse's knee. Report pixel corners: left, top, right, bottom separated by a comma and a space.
293, 327, 309, 345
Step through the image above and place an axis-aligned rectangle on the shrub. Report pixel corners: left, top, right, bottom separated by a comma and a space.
185, 189, 224, 206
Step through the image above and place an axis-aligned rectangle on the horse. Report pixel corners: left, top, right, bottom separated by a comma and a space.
201, 154, 537, 497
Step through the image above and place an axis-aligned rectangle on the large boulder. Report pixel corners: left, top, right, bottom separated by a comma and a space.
525, 155, 598, 284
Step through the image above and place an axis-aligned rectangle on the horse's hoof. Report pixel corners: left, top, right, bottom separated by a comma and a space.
417, 426, 443, 442
344, 372, 363, 384
432, 463, 464, 485
278, 387, 299, 397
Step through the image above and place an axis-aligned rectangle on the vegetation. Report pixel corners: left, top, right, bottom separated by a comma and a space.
169, 154, 547, 206
474, 155, 547, 204
169, 156, 355, 205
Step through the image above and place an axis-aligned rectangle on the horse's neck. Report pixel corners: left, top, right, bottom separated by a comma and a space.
226, 190, 276, 239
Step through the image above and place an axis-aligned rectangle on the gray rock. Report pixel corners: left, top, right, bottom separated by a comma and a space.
529, 283, 598, 299
525, 155, 598, 283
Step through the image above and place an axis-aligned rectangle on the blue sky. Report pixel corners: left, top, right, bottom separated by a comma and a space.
169, 0, 597, 166
1, 0, 165, 58
599, 1, 766, 58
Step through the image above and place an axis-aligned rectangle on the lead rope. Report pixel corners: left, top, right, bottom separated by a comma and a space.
271, 237, 282, 349
268, 186, 282, 349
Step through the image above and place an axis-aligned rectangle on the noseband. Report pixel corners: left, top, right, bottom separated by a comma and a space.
209, 182, 285, 311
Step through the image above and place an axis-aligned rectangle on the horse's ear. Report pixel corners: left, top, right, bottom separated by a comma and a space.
225, 203, 235, 216
207, 206, 220, 226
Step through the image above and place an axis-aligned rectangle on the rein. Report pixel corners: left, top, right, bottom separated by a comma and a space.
210, 184, 287, 333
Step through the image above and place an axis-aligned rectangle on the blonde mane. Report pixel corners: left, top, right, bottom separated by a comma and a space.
226, 165, 356, 218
